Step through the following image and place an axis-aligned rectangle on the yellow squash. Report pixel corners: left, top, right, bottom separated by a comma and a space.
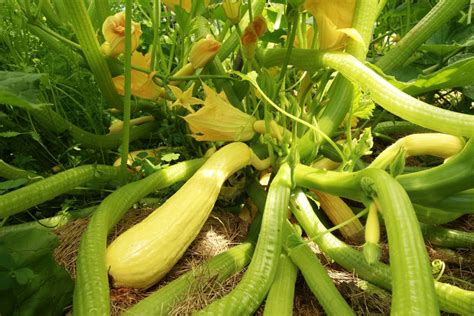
106, 142, 270, 288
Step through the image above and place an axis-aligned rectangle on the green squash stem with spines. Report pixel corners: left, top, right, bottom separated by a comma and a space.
195, 164, 292, 315
291, 190, 473, 314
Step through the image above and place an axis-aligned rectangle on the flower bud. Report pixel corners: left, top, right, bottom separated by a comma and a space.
101, 12, 142, 58
222, 0, 241, 24
189, 35, 221, 69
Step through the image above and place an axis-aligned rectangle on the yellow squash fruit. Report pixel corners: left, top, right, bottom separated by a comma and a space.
106, 142, 270, 288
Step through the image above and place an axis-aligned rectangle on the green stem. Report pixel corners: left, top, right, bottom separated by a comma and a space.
0, 165, 119, 219
291, 191, 473, 315
196, 164, 292, 315
63, 0, 121, 108
375, 0, 468, 73
120, 0, 133, 182
94, 0, 111, 29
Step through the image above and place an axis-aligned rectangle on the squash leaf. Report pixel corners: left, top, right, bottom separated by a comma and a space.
0, 228, 73, 316
367, 57, 474, 95
0, 71, 50, 110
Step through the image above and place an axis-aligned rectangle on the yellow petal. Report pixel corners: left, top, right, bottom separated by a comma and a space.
189, 35, 221, 69
183, 83, 256, 141
102, 12, 142, 57
304, 0, 356, 50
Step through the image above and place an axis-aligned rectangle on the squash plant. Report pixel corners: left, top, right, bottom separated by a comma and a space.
0, 0, 473, 315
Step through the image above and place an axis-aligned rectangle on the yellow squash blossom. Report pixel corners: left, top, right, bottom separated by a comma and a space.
101, 12, 142, 58
183, 83, 256, 141
171, 35, 221, 84
304, 0, 361, 50
189, 35, 221, 69
222, 0, 241, 24
112, 51, 165, 100
169, 83, 204, 113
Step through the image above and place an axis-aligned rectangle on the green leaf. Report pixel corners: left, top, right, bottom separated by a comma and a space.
161, 152, 180, 163
0, 71, 49, 110
367, 57, 474, 95
0, 228, 73, 316
0, 131, 23, 138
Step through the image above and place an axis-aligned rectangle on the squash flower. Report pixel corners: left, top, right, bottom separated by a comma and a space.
112, 51, 165, 100
101, 12, 142, 58
222, 0, 241, 24
172, 35, 221, 83
304, 0, 361, 50
183, 83, 256, 141
241, 16, 267, 60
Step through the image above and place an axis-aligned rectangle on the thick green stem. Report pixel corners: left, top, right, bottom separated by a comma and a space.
262, 49, 474, 137
375, 0, 469, 73
299, 0, 379, 160
119, 0, 133, 182
63, 0, 121, 107
291, 191, 473, 314
0, 165, 119, 219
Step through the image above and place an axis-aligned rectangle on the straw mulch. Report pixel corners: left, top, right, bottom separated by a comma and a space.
54, 205, 473, 315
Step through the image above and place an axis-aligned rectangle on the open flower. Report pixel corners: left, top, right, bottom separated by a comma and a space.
169, 83, 204, 113
304, 0, 360, 50
112, 51, 164, 100
183, 83, 256, 141
101, 12, 142, 58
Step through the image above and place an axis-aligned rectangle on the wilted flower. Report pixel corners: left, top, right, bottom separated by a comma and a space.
304, 0, 360, 50
183, 83, 256, 141
112, 51, 165, 100
222, 0, 241, 24
101, 12, 142, 58
189, 35, 221, 69
240, 16, 267, 60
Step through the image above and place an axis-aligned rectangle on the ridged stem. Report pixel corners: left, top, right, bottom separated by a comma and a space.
375, 0, 469, 73
119, 0, 133, 182
0, 165, 119, 218
63, 0, 121, 107
263, 252, 298, 316
196, 164, 292, 315
291, 191, 473, 314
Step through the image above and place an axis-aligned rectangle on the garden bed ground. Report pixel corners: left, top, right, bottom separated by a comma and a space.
54, 202, 474, 315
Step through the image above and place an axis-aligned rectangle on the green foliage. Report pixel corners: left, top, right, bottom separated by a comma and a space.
0, 228, 73, 316
0, 72, 49, 110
